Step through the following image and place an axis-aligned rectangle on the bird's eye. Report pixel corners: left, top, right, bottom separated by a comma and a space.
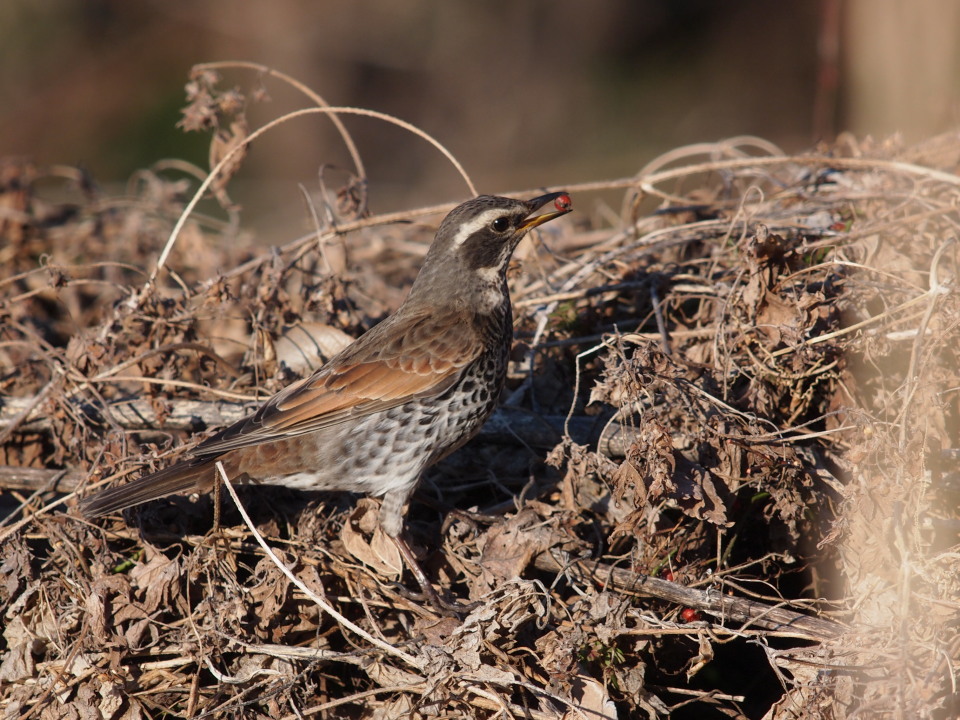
491, 217, 510, 232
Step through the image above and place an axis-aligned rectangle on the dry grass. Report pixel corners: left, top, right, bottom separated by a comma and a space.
1, 67, 958, 719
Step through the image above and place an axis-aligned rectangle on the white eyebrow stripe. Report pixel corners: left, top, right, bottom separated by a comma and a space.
450, 209, 507, 247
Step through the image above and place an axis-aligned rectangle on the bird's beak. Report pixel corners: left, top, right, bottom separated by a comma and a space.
518, 191, 573, 233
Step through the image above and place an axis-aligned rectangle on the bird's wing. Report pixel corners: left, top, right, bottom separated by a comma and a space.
193, 309, 484, 456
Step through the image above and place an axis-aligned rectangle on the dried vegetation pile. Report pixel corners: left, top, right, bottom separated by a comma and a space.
1, 69, 959, 719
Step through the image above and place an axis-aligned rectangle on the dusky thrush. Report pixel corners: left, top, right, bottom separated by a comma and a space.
81, 191, 573, 607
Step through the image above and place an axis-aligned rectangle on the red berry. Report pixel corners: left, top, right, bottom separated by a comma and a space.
680, 608, 701, 622
554, 193, 572, 212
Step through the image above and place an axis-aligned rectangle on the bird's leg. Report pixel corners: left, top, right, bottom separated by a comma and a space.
389, 533, 480, 615
391, 533, 444, 607
379, 491, 477, 614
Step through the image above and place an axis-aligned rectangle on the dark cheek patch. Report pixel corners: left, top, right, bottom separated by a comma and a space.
462, 229, 504, 269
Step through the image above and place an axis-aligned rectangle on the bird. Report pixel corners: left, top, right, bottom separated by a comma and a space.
81, 191, 573, 609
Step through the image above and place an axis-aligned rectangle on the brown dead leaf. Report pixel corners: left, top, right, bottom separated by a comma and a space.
129, 548, 181, 615
562, 674, 618, 720
208, 117, 248, 211
613, 422, 732, 533
755, 288, 798, 345
94, 679, 126, 720
0, 616, 36, 683
671, 455, 731, 527
686, 632, 714, 680
245, 553, 294, 627
0, 533, 31, 603
274, 322, 354, 373
340, 499, 402, 578
474, 508, 563, 596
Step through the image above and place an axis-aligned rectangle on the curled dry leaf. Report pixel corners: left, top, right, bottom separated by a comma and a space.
340, 499, 402, 578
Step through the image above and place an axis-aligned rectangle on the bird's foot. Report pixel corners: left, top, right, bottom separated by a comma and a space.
389, 580, 479, 616
391, 533, 480, 615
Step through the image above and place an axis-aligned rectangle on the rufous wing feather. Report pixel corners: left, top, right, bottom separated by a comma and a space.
192, 309, 483, 456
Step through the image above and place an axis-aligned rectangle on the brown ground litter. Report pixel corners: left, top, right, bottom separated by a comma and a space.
1, 68, 958, 719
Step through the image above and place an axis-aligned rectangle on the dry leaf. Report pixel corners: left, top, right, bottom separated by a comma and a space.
340, 500, 402, 578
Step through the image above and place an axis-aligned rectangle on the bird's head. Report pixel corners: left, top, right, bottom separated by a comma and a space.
409, 192, 572, 311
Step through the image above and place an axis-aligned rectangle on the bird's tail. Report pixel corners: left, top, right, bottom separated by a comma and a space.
80, 460, 215, 518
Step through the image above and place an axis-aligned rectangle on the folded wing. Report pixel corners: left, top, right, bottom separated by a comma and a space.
193, 308, 482, 457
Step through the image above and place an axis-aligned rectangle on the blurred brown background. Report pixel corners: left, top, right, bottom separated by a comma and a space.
1, 0, 958, 240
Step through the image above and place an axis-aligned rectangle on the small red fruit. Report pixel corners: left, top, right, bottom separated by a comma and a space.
680, 608, 701, 623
